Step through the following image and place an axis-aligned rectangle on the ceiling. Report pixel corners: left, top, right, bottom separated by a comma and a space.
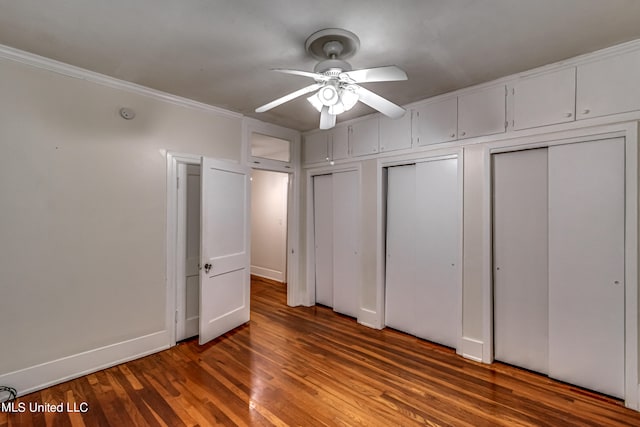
2, 1, 640, 131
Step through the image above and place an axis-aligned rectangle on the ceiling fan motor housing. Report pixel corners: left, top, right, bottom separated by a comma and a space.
314, 60, 352, 74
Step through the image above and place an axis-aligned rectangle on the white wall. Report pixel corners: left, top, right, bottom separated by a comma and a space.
0, 55, 241, 381
250, 169, 288, 282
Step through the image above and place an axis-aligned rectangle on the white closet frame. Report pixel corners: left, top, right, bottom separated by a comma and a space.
304, 163, 362, 308
481, 122, 638, 409
376, 148, 465, 354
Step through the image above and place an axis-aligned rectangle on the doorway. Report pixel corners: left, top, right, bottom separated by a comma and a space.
250, 169, 290, 285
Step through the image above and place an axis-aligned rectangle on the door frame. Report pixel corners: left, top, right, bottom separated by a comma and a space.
244, 118, 301, 307
377, 148, 464, 353
481, 122, 638, 409
166, 152, 202, 346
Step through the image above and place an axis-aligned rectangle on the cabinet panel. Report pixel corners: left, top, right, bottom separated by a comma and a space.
330, 126, 349, 160
577, 49, 640, 119
412, 97, 457, 146
303, 132, 329, 164
379, 113, 412, 152
458, 85, 506, 139
513, 68, 576, 130
349, 117, 379, 157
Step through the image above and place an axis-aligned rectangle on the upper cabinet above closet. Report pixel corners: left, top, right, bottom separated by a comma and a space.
577, 48, 640, 120
512, 68, 576, 130
412, 97, 457, 146
458, 85, 507, 139
349, 117, 380, 157
303, 126, 349, 164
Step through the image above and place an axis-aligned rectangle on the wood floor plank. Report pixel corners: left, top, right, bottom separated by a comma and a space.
4, 278, 640, 426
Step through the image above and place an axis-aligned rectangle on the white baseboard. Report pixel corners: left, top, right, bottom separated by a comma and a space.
250, 266, 284, 282
358, 308, 383, 329
461, 337, 484, 362
0, 330, 170, 397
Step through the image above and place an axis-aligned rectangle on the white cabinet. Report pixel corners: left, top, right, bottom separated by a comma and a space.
349, 117, 379, 157
577, 49, 640, 120
303, 126, 349, 164
330, 126, 349, 160
458, 85, 506, 139
379, 113, 412, 152
513, 68, 576, 130
412, 97, 457, 146
303, 131, 329, 164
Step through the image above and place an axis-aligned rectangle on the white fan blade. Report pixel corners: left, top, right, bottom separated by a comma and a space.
255, 83, 323, 113
342, 66, 407, 83
356, 85, 406, 119
320, 106, 336, 129
272, 69, 330, 81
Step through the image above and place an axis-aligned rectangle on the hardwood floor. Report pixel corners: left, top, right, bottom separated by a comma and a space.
2, 278, 640, 426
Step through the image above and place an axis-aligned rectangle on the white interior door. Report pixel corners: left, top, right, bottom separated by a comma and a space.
313, 174, 334, 306
332, 170, 360, 317
548, 138, 625, 398
493, 148, 549, 373
385, 165, 417, 334
199, 157, 250, 345
414, 158, 460, 348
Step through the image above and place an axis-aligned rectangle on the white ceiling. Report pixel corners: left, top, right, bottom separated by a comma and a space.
2, 1, 640, 131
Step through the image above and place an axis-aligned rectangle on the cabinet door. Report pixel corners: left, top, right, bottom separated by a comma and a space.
577, 49, 640, 119
412, 98, 457, 146
349, 117, 379, 157
548, 138, 625, 399
458, 85, 506, 139
303, 132, 329, 164
513, 68, 576, 130
330, 126, 349, 160
380, 113, 412, 152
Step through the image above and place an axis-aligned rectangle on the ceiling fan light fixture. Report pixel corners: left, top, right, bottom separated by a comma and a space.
319, 85, 339, 106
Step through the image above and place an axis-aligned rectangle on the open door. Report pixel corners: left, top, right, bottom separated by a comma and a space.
199, 157, 250, 345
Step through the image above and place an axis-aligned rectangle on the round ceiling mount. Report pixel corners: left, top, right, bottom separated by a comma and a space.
305, 28, 360, 60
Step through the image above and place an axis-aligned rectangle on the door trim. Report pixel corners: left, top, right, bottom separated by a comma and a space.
243, 118, 301, 306
481, 122, 638, 409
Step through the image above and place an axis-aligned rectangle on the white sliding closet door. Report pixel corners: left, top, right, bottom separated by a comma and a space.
493, 149, 549, 374
385, 158, 460, 349
385, 165, 417, 334
332, 170, 360, 318
313, 174, 334, 307
548, 138, 625, 399
414, 158, 460, 348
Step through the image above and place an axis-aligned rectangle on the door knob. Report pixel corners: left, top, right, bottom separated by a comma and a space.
204, 263, 212, 274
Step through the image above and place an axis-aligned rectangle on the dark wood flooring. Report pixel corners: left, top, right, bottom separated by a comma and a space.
2, 277, 640, 426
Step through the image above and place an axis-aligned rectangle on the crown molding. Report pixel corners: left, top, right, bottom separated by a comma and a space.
0, 43, 243, 120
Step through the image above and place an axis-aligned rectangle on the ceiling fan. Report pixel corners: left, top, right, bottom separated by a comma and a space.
255, 28, 408, 130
